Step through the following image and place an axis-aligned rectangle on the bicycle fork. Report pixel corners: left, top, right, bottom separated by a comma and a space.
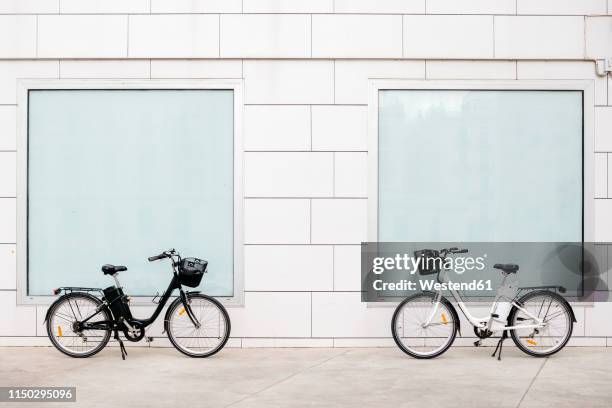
179, 290, 201, 329
422, 292, 442, 328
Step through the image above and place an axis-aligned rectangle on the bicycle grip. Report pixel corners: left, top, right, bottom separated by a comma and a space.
148, 253, 165, 262
456, 249, 468, 253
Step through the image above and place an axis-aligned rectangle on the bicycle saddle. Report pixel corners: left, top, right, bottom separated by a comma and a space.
102, 264, 127, 275
493, 263, 519, 274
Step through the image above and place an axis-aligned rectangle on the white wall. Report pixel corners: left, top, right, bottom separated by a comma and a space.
0, 0, 612, 347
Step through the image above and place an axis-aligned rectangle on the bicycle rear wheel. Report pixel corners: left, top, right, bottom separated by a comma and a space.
392, 292, 458, 359
165, 293, 230, 358
46, 293, 111, 358
509, 290, 573, 357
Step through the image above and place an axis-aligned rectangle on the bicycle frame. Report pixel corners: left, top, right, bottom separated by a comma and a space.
424, 269, 546, 332
65, 269, 199, 333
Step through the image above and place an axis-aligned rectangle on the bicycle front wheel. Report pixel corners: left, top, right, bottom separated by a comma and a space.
392, 292, 457, 359
509, 290, 573, 357
166, 294, 231, 358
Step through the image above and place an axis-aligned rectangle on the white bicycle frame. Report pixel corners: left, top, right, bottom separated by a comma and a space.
423, 271, 546, 332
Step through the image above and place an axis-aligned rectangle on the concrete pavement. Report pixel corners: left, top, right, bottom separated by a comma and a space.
0, 346, 610, 407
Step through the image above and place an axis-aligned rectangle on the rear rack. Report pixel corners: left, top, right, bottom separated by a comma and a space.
53, 287, 103, 295
515, 285, 567, 298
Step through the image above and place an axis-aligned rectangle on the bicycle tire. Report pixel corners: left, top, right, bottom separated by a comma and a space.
165, 293, 231, 358
391, 292, 459, 359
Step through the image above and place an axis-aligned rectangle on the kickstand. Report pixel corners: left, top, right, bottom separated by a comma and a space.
491, 330, 508, 361
114, 329, 128, 360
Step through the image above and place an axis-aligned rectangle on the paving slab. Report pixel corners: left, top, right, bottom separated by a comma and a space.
519, 348, 612, 408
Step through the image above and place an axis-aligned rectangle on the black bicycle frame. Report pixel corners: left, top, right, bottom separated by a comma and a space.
77, 272, 199, 331
131, 273, 181, 327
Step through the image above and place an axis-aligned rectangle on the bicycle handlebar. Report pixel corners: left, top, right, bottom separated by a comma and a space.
440, 247, 468, 256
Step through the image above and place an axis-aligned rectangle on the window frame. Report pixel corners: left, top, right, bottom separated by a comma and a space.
367, 80, 595, 246
16, 79, 245, 306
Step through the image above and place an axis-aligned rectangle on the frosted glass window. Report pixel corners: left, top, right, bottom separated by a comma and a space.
378, 90, 583, 242
28, 90, 235, 296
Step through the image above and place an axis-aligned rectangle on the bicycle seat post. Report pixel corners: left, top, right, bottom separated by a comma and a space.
112, 274, 122, 289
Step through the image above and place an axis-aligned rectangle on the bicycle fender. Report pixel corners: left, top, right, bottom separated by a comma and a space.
552, 294, 577, 323
163, 297, 182, 327
445, 297, 462, 337
568, 302, 577, 323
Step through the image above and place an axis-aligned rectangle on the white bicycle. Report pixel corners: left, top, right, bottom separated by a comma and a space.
391, 247, 576, 360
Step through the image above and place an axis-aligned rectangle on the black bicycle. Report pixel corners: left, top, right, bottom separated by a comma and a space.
45, 249, 231, 359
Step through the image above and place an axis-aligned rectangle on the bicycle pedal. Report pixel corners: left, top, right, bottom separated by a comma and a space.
474, 340, 481, 347
145, 336, 154, 343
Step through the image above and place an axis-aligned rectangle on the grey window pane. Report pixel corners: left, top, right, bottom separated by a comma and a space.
378, 90, 582, 242
28, 89, 234, 296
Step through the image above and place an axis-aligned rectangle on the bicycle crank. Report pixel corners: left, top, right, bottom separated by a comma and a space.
123, 324, 145, 342
473, 327, 493, 347
474, 326, 493, 339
